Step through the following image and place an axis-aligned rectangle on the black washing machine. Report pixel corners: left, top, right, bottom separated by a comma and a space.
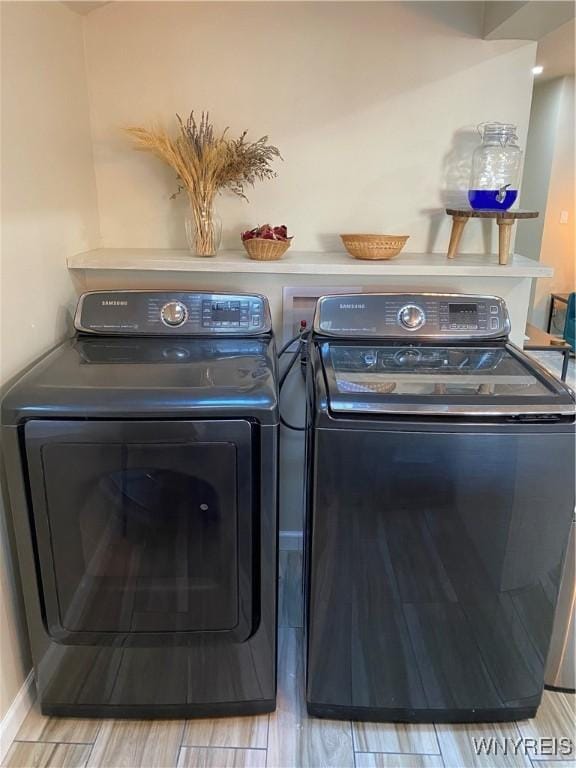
2, 290, 278, 718
305, 292, 575, 723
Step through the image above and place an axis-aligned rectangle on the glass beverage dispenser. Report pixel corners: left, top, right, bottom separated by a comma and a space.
468, 123, 522, 211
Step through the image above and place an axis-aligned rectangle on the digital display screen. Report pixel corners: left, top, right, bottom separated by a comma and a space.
211, 302, 240, 321
449, 303, 478, 318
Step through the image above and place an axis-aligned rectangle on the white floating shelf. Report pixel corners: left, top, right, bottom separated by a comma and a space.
68, 249, 553, 278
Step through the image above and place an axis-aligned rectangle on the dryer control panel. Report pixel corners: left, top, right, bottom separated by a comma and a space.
313, 293, 510, 339
75, 291, 272, 336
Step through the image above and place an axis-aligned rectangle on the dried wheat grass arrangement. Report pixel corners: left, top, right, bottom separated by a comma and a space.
125, 112, 281, 255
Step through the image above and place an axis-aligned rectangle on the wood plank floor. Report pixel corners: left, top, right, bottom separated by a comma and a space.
3, 551, 574, 768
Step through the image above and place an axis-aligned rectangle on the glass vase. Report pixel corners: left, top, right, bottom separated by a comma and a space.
185, 202, 222, 257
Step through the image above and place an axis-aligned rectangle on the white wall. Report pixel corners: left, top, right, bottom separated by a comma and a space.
526, 76, 575, 328
84, 1, 536, 254
0, 0, 99, 730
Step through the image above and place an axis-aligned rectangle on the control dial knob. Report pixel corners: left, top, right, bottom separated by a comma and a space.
398, 304, 425, 331
161, 301, 188, 327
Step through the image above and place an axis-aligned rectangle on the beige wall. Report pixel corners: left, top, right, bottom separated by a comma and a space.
84, 2, 536, 254
530, 76, 575, 327
0, 1, 99, 723
517, 78, 564, 264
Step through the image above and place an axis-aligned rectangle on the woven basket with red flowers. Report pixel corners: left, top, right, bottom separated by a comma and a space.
241, 225, 293, 261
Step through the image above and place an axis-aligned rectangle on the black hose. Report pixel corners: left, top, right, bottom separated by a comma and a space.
277, 328, 310, 358
278, 339, 308, 431
277, 333, 301, 358
279, 345, 302, 390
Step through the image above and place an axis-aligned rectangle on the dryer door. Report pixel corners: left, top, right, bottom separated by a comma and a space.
24, 420, 255, 644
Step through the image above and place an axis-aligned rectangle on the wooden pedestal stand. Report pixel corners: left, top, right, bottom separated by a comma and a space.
446, 208, 539, 265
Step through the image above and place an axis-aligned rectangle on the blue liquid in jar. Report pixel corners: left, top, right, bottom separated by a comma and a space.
468, 189, 518, 210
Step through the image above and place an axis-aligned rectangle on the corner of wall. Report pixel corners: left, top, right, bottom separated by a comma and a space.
0, 0, 104, 746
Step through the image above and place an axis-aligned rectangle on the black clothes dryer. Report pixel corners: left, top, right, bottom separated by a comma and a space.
2, 291, 278, 718
304, 293, 575, 723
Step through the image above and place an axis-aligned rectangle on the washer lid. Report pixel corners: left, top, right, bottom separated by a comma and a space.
2, 336, 278, 424
320, 341, 575, 417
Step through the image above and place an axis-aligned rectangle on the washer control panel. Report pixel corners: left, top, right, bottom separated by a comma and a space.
75, 291, 272, 336
314, 293, 510, 339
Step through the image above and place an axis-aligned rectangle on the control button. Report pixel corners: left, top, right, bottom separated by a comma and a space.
161, 301, 188, 327
490, 317, 499, 330
398, 304, 425, 331
490, 305, 499, 314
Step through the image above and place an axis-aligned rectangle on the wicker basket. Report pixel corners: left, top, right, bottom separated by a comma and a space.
242, 237, 292, 261
340, 234, 409, 260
